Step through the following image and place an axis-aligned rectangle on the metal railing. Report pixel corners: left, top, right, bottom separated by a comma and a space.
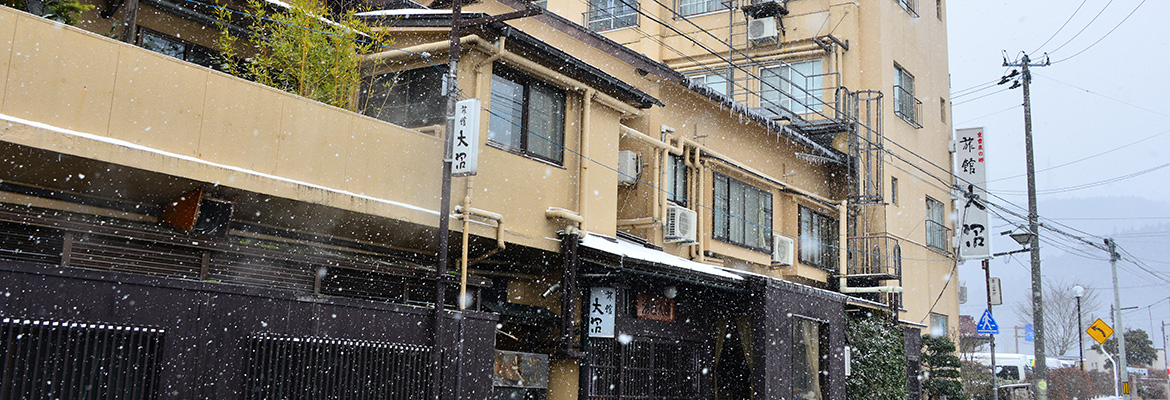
925, 220, 951, 253
585, 1, 639, 31
893, 84, 922, 128
1, 317, 166, 399
846, 234, 901, 279
895, 0, 918, 17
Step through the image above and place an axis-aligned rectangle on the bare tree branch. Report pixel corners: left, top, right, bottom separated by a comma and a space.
1012, 280, 1103, 356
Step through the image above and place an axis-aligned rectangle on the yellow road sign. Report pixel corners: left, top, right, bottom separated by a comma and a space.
1087, 318, 1114, 345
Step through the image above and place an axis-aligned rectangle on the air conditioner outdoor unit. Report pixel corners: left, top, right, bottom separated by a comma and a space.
618, 150, 641, 186
664, 206, 698, 244
747, 17, 778, 42
771, 234, 794, 266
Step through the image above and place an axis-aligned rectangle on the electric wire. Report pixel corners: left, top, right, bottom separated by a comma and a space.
951, 87, 1011, 106
993, 159, 1170, 195
1031, 0, 1091, 54
1051, 0, 1147, 64
1047, 0, 1117, 55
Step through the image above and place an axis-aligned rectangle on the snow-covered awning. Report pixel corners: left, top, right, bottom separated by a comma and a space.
579, 233, 742, 282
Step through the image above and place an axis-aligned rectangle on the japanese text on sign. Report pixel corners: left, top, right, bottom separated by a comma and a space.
452, 98, 480, 177
588, 287, 616, 338
956, 127, 990, 259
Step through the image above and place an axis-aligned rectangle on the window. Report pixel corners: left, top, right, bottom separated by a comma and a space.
678, 0, 720, 16
489, 66, 567, 164
137, 28, 217, 68
761, 59, 823, 115
587, 0, 639, 31
799, 206, 838, 270
793, 318, 829, 400
940, 98, 947, 123
689, 71, 731, 97
713, 173, 772, 251
890, 177, 899, 205
925, 196, 948, 251
666, 154, 687, 205
360, 67, 446, 129
894, 64, 922, 128
895, 0, 918, 17
929, 313, 948, 337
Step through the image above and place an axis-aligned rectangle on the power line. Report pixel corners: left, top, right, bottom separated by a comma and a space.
1047, 0, 1117, 54
1051, 0, 1147, 64
985, 127, 1170, 184
1031, 0, 1091, 54
1034, 73, 1170, 120
994, 159, 1170, 195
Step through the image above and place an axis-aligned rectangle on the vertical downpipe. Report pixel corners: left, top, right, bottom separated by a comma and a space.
579, 90, 595, 230
838, 200, 849, 291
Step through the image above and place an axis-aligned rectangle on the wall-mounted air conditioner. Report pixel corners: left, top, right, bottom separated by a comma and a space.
771, 234, 794, 266
618, 150, 641, 186
747, 17, 779, 42
664, 206, 698, 244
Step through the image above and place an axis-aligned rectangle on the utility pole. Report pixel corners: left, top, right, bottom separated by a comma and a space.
1003, 52, 1050, 400
1015, 325, 1023, 353
434, 3, 541, 399
1161, 321, 1168, 400
1108, 238, 1129, 399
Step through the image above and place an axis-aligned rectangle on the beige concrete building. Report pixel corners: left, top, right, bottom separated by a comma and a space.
0, 0, 956, 397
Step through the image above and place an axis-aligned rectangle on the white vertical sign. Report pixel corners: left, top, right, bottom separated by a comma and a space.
588, 287, 616, 338
956, 127, 990, 260
451, 98, 480, 177
989, 277, 1002, 306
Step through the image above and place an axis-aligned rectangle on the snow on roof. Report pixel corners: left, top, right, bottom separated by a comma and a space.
580, 233, 743, 281
355, 9, 454, 16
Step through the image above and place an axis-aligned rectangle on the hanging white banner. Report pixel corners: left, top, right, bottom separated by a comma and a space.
956, 127, 990, 260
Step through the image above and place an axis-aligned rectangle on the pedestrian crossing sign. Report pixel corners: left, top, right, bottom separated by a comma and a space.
976, 309, 999, 334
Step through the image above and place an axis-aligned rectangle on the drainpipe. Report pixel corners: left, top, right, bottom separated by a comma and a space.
579, 89, 595, 229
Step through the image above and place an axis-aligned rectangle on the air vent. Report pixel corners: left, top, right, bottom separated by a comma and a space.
771, 234, 794, 266
747, 17, 778, 42
663, 206, 697, 244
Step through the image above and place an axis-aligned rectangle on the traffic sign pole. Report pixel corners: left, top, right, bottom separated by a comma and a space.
984, 259, 999, 400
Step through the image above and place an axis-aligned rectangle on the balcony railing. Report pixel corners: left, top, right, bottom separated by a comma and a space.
925, 220, 951, 253
895, 0, 918, 17
893, 84, 922, 128
846, 234, 901, 279
585, 2, 639, 31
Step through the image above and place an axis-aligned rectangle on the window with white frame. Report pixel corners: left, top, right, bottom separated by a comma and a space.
713, 173, 772, 252
666, 154, 687, 205
925, 196, 947, 251
799, 206, 838, 270
586, 0, 639, 31
760, 59, 823, 115
678, 0, 720, 16
689, 71, 731, 97
488, 65, 567, 164
929, 313, 948, 337
894, 64, 921, 127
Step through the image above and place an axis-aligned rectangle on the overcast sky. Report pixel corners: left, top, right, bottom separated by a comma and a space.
947, 0, 1170, 355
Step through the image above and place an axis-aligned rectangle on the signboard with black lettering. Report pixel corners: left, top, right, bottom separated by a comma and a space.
588, 287, 616, 338
956, 127, 990, 259
451, 98, 480, 177
635, 294, 675, 322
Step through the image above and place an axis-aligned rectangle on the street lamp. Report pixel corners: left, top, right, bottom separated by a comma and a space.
1073, 285, 1086, 371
